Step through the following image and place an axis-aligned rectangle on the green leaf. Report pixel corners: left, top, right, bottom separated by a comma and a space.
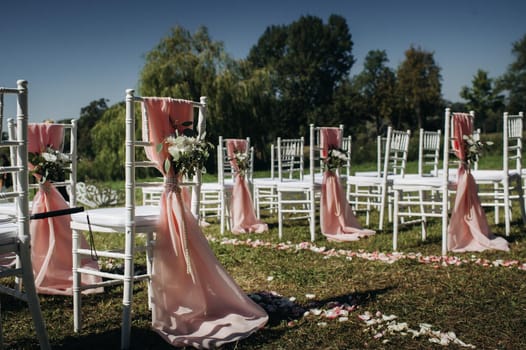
164, 159, 171, 174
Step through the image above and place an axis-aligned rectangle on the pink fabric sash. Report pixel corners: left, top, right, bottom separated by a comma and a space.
226, 139, 268, 234
447, 114, 509, 252
320, 128, 375, 241
142, 98, 268, 348
28, 123, 102, 295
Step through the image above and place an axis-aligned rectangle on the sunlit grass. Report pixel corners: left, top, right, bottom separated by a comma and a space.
2, 200, 525, 349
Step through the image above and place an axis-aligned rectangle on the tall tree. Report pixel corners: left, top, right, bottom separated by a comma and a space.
88, 103, 126, 181
396, 46, 442, 130
460, 69, 504, 132
77, 98, 109, 159
140, 26, 232, 100
498, 34, 526, 112
247, 14, 354, 137
352, 50, 396, 135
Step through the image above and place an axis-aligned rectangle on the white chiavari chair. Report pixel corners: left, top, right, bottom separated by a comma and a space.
0, 80, 50, 349
200, 136, 252, 234
392, 109, 458, 255
252, 137, 304, 218
346, 128, 411, 230
471, 112, 526, 236
70, 89, 206, 349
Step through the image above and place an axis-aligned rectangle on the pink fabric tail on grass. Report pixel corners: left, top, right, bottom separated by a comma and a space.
28, 123, 102, 295
320, 127, 375, 242
142, 98, 268, 349
447, 113, 509, 252
226, 139, 268, 234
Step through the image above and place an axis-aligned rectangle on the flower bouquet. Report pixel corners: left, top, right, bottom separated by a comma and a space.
158, 121, 212, 179
461, 134, 493, 170
322, 147, 349, 173
230, 150, 250, 177
29, 146, 71, 183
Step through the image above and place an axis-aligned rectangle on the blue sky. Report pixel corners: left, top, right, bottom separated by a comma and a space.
1, 0, 525, 126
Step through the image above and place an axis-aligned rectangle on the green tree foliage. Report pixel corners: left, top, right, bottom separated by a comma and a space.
498, 34, 526, 112
352, 50, 396, 135
84, 103, 126, 181
460, 69, 504, 132
247, 14, 354, 137
140, 26, 231, 100
396, 46, 442, 130
77, 98, 109, 159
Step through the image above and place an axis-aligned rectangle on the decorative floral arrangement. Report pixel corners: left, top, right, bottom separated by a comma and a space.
322, 147, 349, 172
158, 120, 212, 179
230, 150, 250, 177
461, 134, 493, 169
29, 146, 71, 183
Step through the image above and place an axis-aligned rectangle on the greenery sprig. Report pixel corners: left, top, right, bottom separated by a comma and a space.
461, 134, 493, 169
229, 150, 250, 177
29, 146, 71, 183
322, 147, 349, 172
158, 120, 213, 179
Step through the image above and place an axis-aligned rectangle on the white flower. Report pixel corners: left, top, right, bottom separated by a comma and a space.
42, 152, 58, 162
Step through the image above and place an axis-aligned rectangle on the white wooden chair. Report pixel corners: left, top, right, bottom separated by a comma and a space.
200, 137, 252, 234
417, 129, 441, 177
70, 89, 206, 349
276, 124, 338, 241
392, 109, 458, 255
0, 80, 50, 349
471, 112, 526, 236
346, 128, 411, 230
252, 137, 304, 218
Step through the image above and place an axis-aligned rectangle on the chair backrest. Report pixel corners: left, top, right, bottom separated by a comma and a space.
384, 128, 411, 177
127, 90, 207, 217
504, 111, 523, 173
341, 135, 352, 177
309, 124, 344, 178
377, 134, 388, 176
0, 81, 29, 231
448, 110, 475, 170
276, 137, 304, 180
23, 120, 78, 207
218, 136, 253, 182
418, 129, 441, 176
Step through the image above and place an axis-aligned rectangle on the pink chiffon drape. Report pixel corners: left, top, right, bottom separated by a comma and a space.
28, 123, 102, 295
142, 98, 268, 349
226, 139, 268, 234
320, 127, 375, 242
447, 113, 509, 252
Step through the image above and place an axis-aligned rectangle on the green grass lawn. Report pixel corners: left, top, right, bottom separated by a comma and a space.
2, 200, 525, 349
4, 151, 526, 349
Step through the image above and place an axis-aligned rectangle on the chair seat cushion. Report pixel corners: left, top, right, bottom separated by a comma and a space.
0, 223, 19, 246
71, 205, 161, 229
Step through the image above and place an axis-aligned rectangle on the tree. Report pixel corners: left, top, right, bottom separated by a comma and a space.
247, 14, 355, 137
352, 50, 396, 135
87, 103, 126, 181
140, 26, 232, 100
77, 98, 109, 159
460, 69, 504, 132
498, 34, 526, 112
396, 46, 442, 130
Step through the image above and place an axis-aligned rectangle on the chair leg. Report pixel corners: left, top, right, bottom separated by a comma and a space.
393, 190, 399, 251
516, 177, 526, 225
20, 249, 50, 350
72, 228, 82, 332
278, 191, 283, 240
309, 191, 316, 242
121, 225, 136, 349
